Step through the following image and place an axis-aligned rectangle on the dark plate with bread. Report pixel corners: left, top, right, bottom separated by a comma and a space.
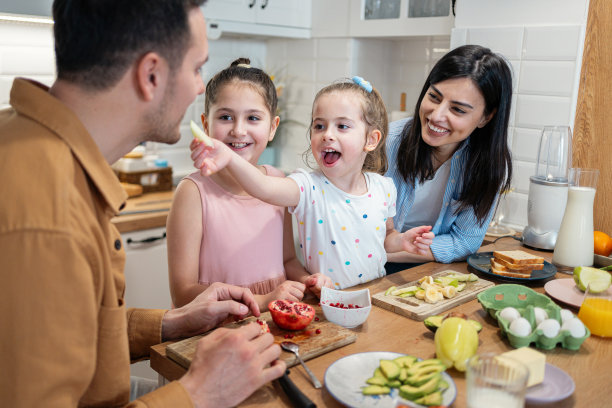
468, 251, 557, 282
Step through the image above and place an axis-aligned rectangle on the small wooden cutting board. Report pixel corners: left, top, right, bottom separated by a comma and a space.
372, 270, 494, 321
166, 309, 357, 369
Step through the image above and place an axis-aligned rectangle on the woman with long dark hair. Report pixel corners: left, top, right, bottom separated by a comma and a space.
385, 45, 513, 271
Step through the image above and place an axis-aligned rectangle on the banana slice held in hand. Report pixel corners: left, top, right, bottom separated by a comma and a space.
190, 120, 214, 147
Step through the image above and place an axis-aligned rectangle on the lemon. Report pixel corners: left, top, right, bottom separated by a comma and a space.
575, 266, 611, 293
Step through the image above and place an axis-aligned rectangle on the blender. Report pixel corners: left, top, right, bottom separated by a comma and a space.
522, 126, 572, 250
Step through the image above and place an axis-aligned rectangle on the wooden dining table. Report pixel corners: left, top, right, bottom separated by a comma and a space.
149, 238, 610, 407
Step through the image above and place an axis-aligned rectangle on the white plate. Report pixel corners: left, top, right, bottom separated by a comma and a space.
324, 351, 457, 408
525, 363, 575, 404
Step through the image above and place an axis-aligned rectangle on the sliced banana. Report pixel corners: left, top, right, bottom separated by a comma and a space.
415, 289, 426, 300
441, 285, 457, 299
424, 287, 442, 304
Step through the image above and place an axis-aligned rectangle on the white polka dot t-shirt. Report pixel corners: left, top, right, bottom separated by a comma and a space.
288, 169, 397, 289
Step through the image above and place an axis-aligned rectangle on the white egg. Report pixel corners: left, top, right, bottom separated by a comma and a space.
533, 307, 549, 325
537, 318, 561, 338
500, 307, 521, 323
561, 318, 586, 338
560, 309, 574, 324
509, 317, 532, 337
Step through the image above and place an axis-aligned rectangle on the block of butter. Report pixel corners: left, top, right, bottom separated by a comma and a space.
496, 347, 546, 387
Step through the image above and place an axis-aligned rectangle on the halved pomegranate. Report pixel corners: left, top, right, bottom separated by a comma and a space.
268, 300, 315, 331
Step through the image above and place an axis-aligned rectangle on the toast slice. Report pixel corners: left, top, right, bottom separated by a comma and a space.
490, 262, 533, 278
492, 257, 544, 271
493, 250, 544, 265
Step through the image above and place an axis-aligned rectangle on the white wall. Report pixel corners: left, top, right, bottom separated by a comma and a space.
452, 0, 590, 229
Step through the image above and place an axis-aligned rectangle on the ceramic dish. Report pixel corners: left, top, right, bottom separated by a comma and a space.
324, 351, 457, 408
525, 363, 575, 404
545, 278, 612, 308
467, 251, 557, 282
320, 287, 372, 328
477, 284, 589, 350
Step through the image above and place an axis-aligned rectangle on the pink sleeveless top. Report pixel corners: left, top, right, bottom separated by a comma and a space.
185, 165, 286, 295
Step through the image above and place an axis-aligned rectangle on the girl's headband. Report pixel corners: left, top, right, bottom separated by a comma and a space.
352, 76, 372, 93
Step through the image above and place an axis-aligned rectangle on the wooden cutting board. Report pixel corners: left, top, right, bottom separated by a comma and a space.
166, 309, 357, 369
372, 270, 494, 321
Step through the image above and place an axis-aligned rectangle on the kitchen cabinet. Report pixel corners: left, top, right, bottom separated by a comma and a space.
349, 0, 454, 37
122, 227, 172, 310
201, 0, 311, 39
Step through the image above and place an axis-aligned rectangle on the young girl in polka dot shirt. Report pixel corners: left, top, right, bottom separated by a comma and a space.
192, 77, 434, 289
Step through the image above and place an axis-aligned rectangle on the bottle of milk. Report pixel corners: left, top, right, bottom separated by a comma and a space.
552, 168, 599, 273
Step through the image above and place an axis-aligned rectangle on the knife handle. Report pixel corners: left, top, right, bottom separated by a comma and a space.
277, 371, 317, 408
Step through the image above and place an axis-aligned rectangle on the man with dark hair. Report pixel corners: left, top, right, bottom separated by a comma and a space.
0, 1, 285, 406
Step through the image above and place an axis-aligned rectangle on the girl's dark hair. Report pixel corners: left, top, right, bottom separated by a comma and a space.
306, 79, 389, 174
52, 0, 205, 90
204, 58, 277, 118
396, 44, 513, 224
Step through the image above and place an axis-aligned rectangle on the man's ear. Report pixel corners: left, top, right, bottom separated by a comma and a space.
136, 52, 165, 101
268, 116, 280, 143
364, 129, 381, 152
478, 109, 496, 128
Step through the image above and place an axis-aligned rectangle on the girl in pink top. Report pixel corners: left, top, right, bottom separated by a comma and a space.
167, 58, 332, 310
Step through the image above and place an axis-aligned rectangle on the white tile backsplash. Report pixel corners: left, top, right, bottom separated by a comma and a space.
515, 95, 572, 129
467, 27, 524, 60
522, 26, 582, 60
519, 61, 575, 96
0, 46, 55, 75
512, 127, 543, 162
512, 161, 537, 194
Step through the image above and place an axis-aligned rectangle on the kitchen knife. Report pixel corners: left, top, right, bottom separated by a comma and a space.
276, 370, 317, 408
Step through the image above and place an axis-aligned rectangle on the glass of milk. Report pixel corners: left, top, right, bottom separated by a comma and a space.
552, 168, 599, 273
466, 353, 529, 408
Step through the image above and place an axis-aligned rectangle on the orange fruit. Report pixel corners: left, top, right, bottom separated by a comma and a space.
594, 231, 612, 257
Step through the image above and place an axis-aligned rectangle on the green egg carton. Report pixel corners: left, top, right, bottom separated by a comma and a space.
477, 284, 590, 351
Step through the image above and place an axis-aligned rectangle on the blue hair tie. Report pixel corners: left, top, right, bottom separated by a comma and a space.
352, 76, 372, 93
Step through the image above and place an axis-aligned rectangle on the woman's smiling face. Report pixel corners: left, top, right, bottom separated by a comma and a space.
419, 77, 492, 158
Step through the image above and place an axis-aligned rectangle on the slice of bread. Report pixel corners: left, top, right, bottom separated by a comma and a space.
493, 250, 544, 265
490, 263, 533, 278
493, 258, 544, 271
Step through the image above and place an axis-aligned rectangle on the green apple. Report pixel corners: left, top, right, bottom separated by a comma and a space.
190, 120, 214, 147
575, 266, 611, 293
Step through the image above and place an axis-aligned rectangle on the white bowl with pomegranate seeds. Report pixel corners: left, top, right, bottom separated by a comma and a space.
320, 287, 371, 328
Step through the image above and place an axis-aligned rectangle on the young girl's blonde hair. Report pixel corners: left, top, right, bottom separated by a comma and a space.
306, 79, 388, 174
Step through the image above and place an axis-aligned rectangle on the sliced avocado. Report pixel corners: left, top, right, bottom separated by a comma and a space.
398, 374, 440, 400
366, 376, 388, 386
380, 360, 400, 380
404, 370, 440, 387
407, 363, 446, 378
387, 380, 402, 388
362, 385, 390, 395
393, 355, 418, 368
406, 359, 445, 376
373, 367, 386, 379
424, 315, 444, 332
447, 273, 469, 282
391, 285, 419, 296
413, 391, 443, 406
399, 367, 408, 383
468, 273, 479, 282
437, 379, 449, 391
456, 282, 466, 291
468, 319, 483, 333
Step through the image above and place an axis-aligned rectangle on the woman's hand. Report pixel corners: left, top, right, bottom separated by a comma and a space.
303, 273, 334, 298
400, 225, 434, 256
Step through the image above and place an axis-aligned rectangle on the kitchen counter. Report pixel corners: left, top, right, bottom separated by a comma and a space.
111, 190, 173, 233
150, 238, 609, 407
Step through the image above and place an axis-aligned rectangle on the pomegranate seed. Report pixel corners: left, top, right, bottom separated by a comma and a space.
315, 329, 321, 334
314, 316, 320, 321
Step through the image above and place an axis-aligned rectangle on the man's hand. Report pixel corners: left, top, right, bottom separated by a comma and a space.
179, 323, 286, 407
162, 282, 260, 340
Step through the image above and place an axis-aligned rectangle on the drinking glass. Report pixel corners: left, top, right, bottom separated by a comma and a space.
466, 353, 529, 408
552, 168, 599, 273
578, 285, 612, 337
486, 192, 514, 236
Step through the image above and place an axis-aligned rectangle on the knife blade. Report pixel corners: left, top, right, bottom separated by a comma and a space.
276, 370, 317, 408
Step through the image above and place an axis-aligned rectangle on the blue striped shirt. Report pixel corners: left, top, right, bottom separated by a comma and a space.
385, 118, 497, 263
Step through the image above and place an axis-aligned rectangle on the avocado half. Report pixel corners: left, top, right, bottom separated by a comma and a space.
424, 315, 482, 333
